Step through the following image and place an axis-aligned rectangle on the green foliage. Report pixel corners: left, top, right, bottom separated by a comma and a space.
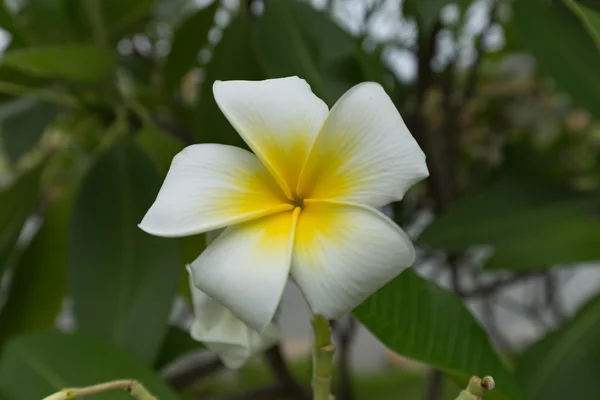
155, 326, 204, 369
354, 270, 523, 400
516, 292, 600, 400
513, 0, 600, 117
195, 14, 262, 147
0, 163, 44, 274
0, 0, 600, 398
0, 332, 179, 400
419, 174, 600, 270
0, 98, 62, 163
68, 136, 181, 365
164, 2, 218, 90
567, 0, 600, 49
0, 191, 70, 348
253, 0, 361, 106
135, 124, 185, 175
1, 45, 117, 82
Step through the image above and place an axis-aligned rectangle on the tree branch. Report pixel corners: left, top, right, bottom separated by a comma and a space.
263, 345, 310, 400
165, 356, 224, 390
332, 317, 358, 400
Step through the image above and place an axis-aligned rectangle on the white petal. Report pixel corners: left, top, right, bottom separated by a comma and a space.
213, 77, 328, 198
189, 209, 298, 332
188, 269, 279, 369
291, 201, 415, 319
139, 144, 291, 237
297, 82, 429, 208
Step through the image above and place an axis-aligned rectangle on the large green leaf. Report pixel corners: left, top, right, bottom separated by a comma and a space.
135, 124, 184, 176
68, 136, 182, 365
516, 292, 600, 400
164, 2, 218, 90
513, 0, 600, 117
0, 191, 70, 347
575, 0, 600, 13
567, 0, 600, 49
1, 44, 116, 82
0, 332, 178, 400
15, 0, 84, 44
0, 98, 62, 163
354, 269, 524, 400
195, 15, 262, 147
253, 0, 360, 105
0, 163, 44, 274
419, 175, 600, 270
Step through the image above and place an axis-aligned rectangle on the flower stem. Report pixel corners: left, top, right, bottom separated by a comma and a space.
454, 376, 495, 400
311, 315, 335, 400
41, 379, 156, 400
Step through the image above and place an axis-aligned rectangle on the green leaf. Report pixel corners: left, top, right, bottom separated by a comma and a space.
135, 123, 185, 176
0, 163, 44, 274
155, 325, 203, 369
15, 0, 84, 44
104, 0, 158, 40
354, 269, 524, 400
0, 332, 179, 400
253, 0, 359, 105
0, 191, 71, 347
0, 98, 62, 163
164, 2, 218, 90
516, 292, 600, 400
575, 0, 600, 13
418, 174, 600, 270
1, 44, 116, 82
195, 15, 262, 147
68, 136, 182, 365
513, 0, 600, 117
567, 0, 600, 50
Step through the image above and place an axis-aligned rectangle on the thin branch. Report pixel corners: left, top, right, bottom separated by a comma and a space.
0, 81, 79, 107
544, 272, 566, 324
333, 317, 358, 400
424, 369, 444, 400
461, 272, 544, 298
151, 115, 195, 145
42, 380, 155, 400
165, 356, 224, 390
263, 345, 310, 400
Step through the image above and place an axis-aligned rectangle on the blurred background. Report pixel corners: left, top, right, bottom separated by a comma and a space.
0, 0, 599, 399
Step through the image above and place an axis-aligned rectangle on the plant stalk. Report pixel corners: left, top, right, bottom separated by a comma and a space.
454, 376, 495, 400
41, 379, 156, 400
311, 315, 335, 400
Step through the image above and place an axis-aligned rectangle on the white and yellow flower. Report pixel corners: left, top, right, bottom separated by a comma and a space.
140, 77, 428, 333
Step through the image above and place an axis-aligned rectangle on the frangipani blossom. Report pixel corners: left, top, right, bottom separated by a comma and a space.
187, 266, 279, 369
140, 77, 428, 333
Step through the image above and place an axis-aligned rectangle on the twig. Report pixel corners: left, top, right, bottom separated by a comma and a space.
151, 115, 195, 145
461, 272, 544, 298
165, 356, 224, 390
0, 81, 78, 107
332, 317, 358, 400
263, 345, 310, 400
424, 369, 444, 400
544, 272, 566, 324
42, 380, 155, 400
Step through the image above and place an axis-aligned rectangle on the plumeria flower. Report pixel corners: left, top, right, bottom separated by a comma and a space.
140, 77, 428, 333
187, 266, 279, 369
